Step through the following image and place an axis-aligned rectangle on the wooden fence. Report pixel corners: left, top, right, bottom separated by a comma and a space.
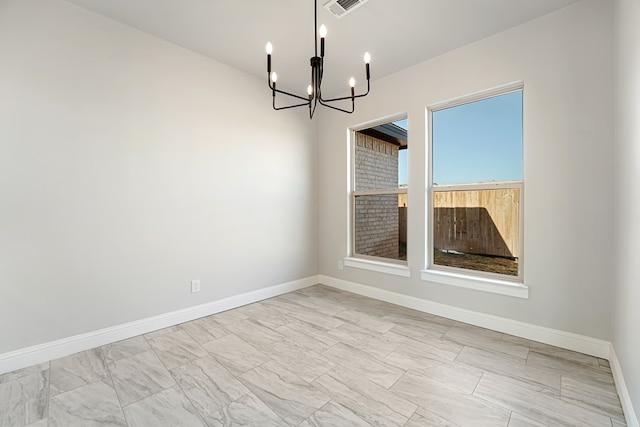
433, 187, 520, 258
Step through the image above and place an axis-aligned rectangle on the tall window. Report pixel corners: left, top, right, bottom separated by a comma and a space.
352, 117, 408, 262
429, 87, 523, 280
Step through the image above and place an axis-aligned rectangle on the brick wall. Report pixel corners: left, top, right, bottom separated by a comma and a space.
354, 133, 399, 259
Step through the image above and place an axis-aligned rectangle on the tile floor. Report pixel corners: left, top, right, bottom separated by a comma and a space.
0, 285, 626, 426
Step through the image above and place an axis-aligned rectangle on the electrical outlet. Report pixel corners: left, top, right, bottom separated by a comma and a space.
191, 279, 201, 293
338, 260, 344, 270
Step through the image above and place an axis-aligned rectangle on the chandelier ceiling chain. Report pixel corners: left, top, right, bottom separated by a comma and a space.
266, 0, 371, 119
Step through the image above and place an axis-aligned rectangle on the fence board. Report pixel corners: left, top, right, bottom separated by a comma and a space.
433, 188, 519, 258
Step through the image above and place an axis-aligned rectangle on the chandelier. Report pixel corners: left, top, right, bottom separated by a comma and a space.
265, 0, 371, 119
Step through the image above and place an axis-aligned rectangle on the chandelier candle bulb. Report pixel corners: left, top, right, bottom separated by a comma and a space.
319, 25, 327, 57
307, 85, 313, 99
266, 42, 273, 72
349, 77, 355, 97
364, 52, 371, 79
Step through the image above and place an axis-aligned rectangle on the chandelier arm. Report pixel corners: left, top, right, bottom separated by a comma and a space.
273, 101, 312, 111
320, 80, 370, 103
269, 80, 311, 102
318, 98, 355, 114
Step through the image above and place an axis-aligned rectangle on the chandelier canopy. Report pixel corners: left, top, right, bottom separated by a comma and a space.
266, 0, 371, 119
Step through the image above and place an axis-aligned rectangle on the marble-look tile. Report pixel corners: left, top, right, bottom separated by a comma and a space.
278, 293, 348, 316
123, 386, 205, 427
560, 376, 625, 421
147, 330, 207, 370
0, 370, 48, 427
276, 320, 339, 353
231, 302, 290, 329
502, 334, 600, 368
202, 334, 270, 376
240, 361, 330, 425
404, 406, 458, 427
334, 309, 395, 334
0, 362, 49, 385
328, 323, 399, 359
50, 348, 108, 395
383, 313, 451, 340
443, 326, 529, 360
455, 346, 561, 391
211, 308, 249, 326
102, 335, 151, 362
425, 315, 468, 329
263, 299, 345, 331
295, 285, 351, 300
301, 401, 373, 427
473, 373, 612, 427
508, 412, 550, 426
108, 350, 175, 406
208, 392, 287, 427
264, 339, 335, 383
392, 371, 510, 427
170, 355, 250, 422
343, 299, 403, 319
0, 287, 627, 427
24, 418, 49, 427
143, 325, 182, 340
384, 344, 482, 394
389, 323, 445, 341
322, 342, 404, 388
381, 310, 435, 324
180, 317, 230, 344
49, 380, 126, 427
313, 368, 416, 427
225, 318, 285, 348
383, 331, 463, 361
526, 351, 615, 387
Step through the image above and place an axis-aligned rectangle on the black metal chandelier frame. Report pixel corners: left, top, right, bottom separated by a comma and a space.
266, 0, 371, 119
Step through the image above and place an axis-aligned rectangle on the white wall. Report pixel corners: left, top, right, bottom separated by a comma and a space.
613, 0, 640, 418
318, 0, 614, 340
0, 0, 318, 354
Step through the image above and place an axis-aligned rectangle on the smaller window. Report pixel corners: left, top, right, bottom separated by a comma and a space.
429, 87, 523, 281
351, 117, 408, 263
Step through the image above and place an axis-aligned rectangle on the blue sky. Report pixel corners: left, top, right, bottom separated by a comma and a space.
432, 90, 523, 185
392, 90, 521, 186
394, 119, 408, 186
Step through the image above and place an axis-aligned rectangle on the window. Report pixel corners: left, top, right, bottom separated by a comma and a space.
428, 86, 523, 282
350, 117, 408, 265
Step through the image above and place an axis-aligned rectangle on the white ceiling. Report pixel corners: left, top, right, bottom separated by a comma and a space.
64, 0, 580, 97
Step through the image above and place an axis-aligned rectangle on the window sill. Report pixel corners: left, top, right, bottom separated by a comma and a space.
344, 257, 411, 277
420, 269, 528, 299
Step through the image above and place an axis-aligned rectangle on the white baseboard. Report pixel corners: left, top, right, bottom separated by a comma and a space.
0, 275, 319, 376
319, 275, 611, 359
610, 345, 639, 427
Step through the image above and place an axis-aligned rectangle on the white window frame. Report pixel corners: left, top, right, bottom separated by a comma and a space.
345, 113, 410, 277
421, 83, 528, 298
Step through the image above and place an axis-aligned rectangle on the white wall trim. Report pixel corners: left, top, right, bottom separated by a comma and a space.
344, 257, 411, 277
0, 275, 319, 376
421, 269, 528, 299
319, 275, 610, 358
610, 345, 639, 427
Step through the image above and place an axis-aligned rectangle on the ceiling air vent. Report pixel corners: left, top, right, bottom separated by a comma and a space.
324, 0, 370, 19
